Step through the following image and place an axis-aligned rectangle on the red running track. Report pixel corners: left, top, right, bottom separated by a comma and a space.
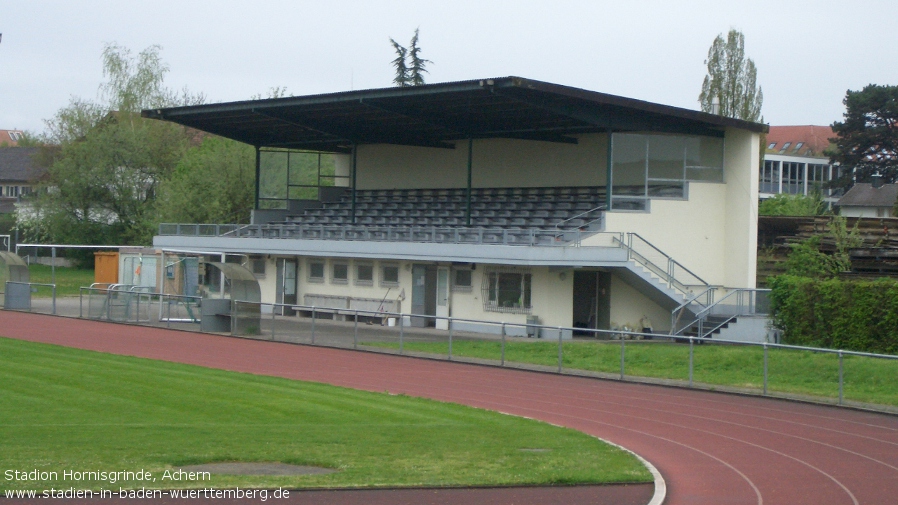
3, 311, 898, 505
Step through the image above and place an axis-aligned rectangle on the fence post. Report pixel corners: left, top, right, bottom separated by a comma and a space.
135, 291, 140, 323
354, 310, 359, 349
620, 333, 625, 380
311, 307, 316, 344
271, 304, 276, 341
448, 319, 453, 361
838, 351, 844, 405
763, 343, 768, 395
399, 316, 404, 355
500, 322, 506, 366
689, 337, 694, 387
52, 285, 57, 316
166, 296, 171, 329
230, 299, 236, 336
557, 327, 563, 373
79, 288, 83, 318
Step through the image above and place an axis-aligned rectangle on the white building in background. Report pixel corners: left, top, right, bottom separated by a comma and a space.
145, 77, 767, 339
761, 125, 842, 204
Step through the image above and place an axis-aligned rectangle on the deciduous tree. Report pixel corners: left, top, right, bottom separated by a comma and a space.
699, 29, 763, 122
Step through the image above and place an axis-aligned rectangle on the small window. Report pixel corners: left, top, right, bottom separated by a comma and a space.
767, 142, 777, 149
251, 258, 266, 276
779, 142, 792, 153
308, 259, 325, 283
332, 262, 349, 284
381, 264, 399, 286
452, 269, 473, 292
793, 142, 804, 152
355, 263, 374, 286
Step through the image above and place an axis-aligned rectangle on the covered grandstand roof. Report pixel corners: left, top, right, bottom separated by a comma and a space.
142, 76, 768, 153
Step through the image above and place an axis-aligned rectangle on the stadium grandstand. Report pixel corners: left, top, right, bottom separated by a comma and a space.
146, 76, 767, 338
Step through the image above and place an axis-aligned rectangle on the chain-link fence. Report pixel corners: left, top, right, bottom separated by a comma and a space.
4, 290, 897, 413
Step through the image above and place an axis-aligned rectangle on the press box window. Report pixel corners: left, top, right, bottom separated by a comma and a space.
332, 262, 349, 284
308, 260, 325, 283
381, 264, 399, 287
355, 263, 374, 286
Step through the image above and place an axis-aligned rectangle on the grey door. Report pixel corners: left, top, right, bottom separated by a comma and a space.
411, 264, 427, 327
276, 258, 297, 315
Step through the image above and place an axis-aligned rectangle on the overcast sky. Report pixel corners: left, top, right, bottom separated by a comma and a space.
2, 0, 897, 134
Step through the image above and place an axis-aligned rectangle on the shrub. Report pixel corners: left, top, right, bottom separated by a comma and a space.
769, 275, 898, 354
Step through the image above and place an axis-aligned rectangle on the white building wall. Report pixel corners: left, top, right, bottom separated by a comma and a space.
609, 273, 672, 333
723, 128, 759, 289
597, 183, 728, 286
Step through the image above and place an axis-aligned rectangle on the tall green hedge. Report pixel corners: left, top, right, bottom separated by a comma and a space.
769, 275, 898, 354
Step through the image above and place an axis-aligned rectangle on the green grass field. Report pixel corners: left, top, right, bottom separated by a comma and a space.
0, 337, 650, 492
26, 265, 94, 297
367, 340, 898, 407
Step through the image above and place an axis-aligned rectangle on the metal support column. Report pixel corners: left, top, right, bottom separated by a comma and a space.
254, 146, 261, 213
351, 144, 358, 225
606, 129, 613, 211
466, 137, 473, 226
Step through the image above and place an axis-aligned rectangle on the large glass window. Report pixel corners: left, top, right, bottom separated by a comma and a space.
610, 133, 723, 210
760, 160, 780, 194
257, 149, 344, 209
482, 269, 532, 314
782, 162, 804, 194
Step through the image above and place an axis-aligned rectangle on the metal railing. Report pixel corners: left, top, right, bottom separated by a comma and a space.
5, 290, 898, 411
553, 205, 606, 230
157, 222, 609, 247
615, 233, 710, 299
671, 288, 772, 338
4, 281, 57, 314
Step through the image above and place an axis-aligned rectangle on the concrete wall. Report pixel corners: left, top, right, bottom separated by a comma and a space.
609, 272, 671, 332
256, 255, 576, 332
356, 134, 608, 190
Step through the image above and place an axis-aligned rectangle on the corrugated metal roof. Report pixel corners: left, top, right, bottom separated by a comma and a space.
143, 76, 767, 152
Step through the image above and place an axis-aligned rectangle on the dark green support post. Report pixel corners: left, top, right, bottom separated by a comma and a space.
466, 137, 473, 226
351, 144, 358, 225
254, 146, 261, 213
606, 129, 613, 211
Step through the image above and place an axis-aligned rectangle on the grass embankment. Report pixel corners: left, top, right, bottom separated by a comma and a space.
0, 337, 650, 491
367, 340, 898, 407
27, 265, 94, 297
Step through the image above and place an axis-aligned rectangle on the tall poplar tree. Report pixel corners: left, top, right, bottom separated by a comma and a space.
699, 29, 763, 122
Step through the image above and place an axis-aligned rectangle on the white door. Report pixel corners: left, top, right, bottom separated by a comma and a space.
435, 267, 450, 330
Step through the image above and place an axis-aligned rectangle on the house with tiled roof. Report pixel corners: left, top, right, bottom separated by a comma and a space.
0, 130, 26, 147
0, 147, 46, 213
836, 179, 898, 218
761, 125, 842, 204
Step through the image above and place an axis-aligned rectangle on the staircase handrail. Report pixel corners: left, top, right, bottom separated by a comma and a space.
669, 285, 717, 334
672, 288, 772, 337
616, 233, 709, 298
627, 233, 708, 287
553, 205, 606, 229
